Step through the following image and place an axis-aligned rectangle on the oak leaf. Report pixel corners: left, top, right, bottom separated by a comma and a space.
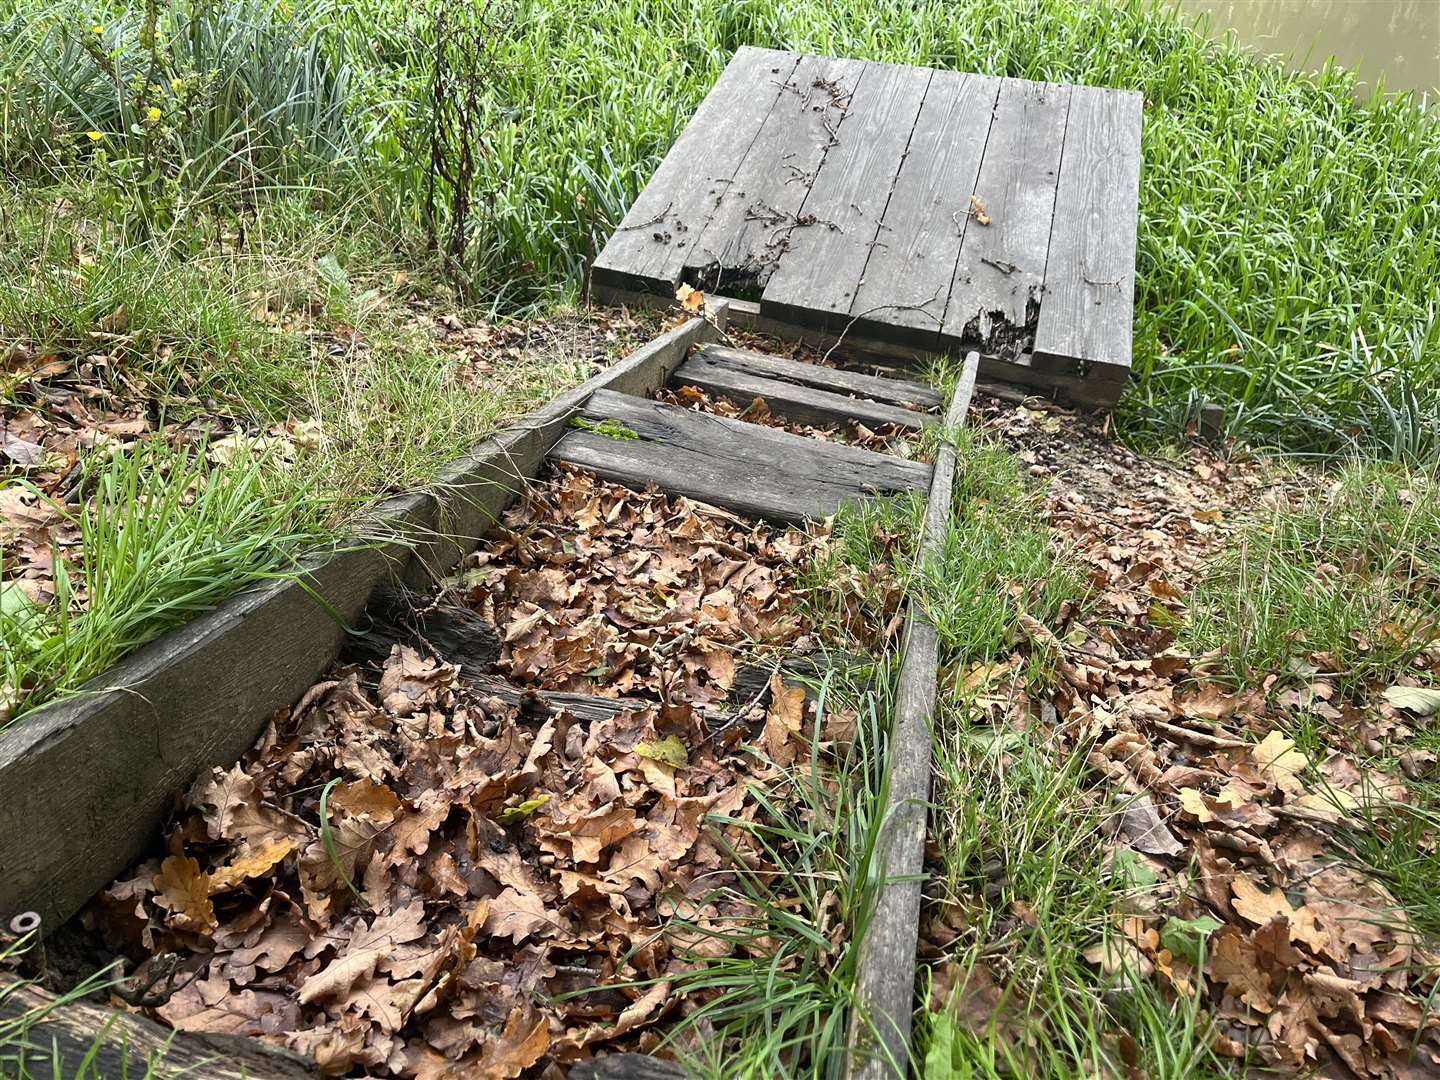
482, 886, 553, 945
1208, 926, 1273, 1012
153, 855, 217, 932
298, 899, 426, 1004
1250, 731, 1307, 795
477, 1004, 550, 1078
761, 674, 807, 767
208, 838, 296, 893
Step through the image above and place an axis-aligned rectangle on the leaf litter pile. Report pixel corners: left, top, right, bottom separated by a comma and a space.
925, 397, 1439, 1077
84, 465, 828, 1076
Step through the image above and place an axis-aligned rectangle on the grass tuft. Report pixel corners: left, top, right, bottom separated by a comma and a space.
1188, 460, 1440, 692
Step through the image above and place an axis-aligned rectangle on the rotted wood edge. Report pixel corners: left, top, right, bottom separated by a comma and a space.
0, 305, 727, 946
593, 286, 1125, 408
0, 978, 315, 1080
845, 351, 978, 1080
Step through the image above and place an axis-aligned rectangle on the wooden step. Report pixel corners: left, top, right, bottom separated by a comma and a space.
675, 346, 942, 433
552, 390, 931, 525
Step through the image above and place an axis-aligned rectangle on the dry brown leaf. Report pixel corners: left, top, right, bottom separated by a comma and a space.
208, 838, 296, 893
298, 899, 427, 1005
153, 855, 217, 932
761, 674, 807, 767
481, 886, 554, 945
476, 1004, 549, 1078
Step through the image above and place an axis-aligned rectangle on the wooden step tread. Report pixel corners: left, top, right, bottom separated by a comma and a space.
674, 347, 936, 432
551, 390, 931, 525
689, 344, 943, 410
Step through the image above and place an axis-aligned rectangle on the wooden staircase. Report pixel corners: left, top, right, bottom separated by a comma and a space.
551, 344, 940, 524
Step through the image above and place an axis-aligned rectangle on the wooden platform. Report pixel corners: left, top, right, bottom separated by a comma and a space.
592, 47, 1142, 405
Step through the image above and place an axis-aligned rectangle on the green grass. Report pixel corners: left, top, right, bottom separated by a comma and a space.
666, 669, 891, 1079
922, 705, 1231, 1079
5, 0, 1437, 457
0, 188, 632, 722
804, 427, 1081, 678
0, 437, 336, 721
1188, 460, 1440, 693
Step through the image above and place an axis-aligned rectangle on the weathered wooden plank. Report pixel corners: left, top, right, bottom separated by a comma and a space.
682, 53, 866, 291
1031, 85, 1143, 380
553, 390, 931, 525
716, 296, 1126, 408
761, 61, 933, 330
672, 350, 933, 431
845, 351, 979, 1080
0, 979, 315, 1079
0, 314, 723, 937
591, 47, 801, 294
848, 71, 1000, 346
940, 79, 1071, 354
578, 390, 930, 494
690, 344, 942, 410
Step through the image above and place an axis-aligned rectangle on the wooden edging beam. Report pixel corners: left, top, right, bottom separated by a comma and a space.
0, 305, 726, 938
845, 350, 980, 1080
0, 978, 314, 1080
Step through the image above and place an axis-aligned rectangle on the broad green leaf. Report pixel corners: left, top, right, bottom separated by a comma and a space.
1160, 915, 1222, 964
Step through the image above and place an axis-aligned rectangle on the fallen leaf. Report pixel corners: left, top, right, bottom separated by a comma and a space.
1382, 684, 1440, 716
208, 838, 296, 893
153, 855, 217, 932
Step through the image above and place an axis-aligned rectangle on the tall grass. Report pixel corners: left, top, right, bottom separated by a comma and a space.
1188, 460, 1440, 692
0, 0, 366, 201
4, 0, 1436, 455
335, 0, 1440, 458
1, 439, 335, 722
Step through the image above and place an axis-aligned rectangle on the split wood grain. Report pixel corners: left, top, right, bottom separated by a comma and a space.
762, 60, 932, 330
672, 349, 934, 431
683, 54, 866, 291
688, 345, 943, 410
845, 351, 979, 1080
591, 47, 800, 294
940, 79, 1071, 349
0, 979, 314, 1080
552, 390, 931, 525
848, 71, 1000, 346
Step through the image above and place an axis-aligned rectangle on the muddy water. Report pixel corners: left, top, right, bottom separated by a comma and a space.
1175, 0, 1440, 100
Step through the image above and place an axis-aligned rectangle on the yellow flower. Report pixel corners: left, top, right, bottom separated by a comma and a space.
170, 77, 183, 92
146, 106, 161, 122
86, 130, 104, 141
91, 24, 102, 34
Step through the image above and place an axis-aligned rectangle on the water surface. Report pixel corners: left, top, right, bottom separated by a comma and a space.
1175, 0, 1439, 100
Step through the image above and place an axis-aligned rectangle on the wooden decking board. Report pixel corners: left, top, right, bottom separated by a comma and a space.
690, 344, 943, 410
552, 389, 930, 524
591, 47, 801, 294
761, 61, 933, 330
940, 79, 1071, 351
848, 70, 1001, 346
671, 350, 934, 431
682, 54, 866, 292
1030, 85, 1143, 379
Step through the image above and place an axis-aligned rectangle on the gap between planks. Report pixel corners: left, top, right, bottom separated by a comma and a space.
845, 350, 980, 1080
